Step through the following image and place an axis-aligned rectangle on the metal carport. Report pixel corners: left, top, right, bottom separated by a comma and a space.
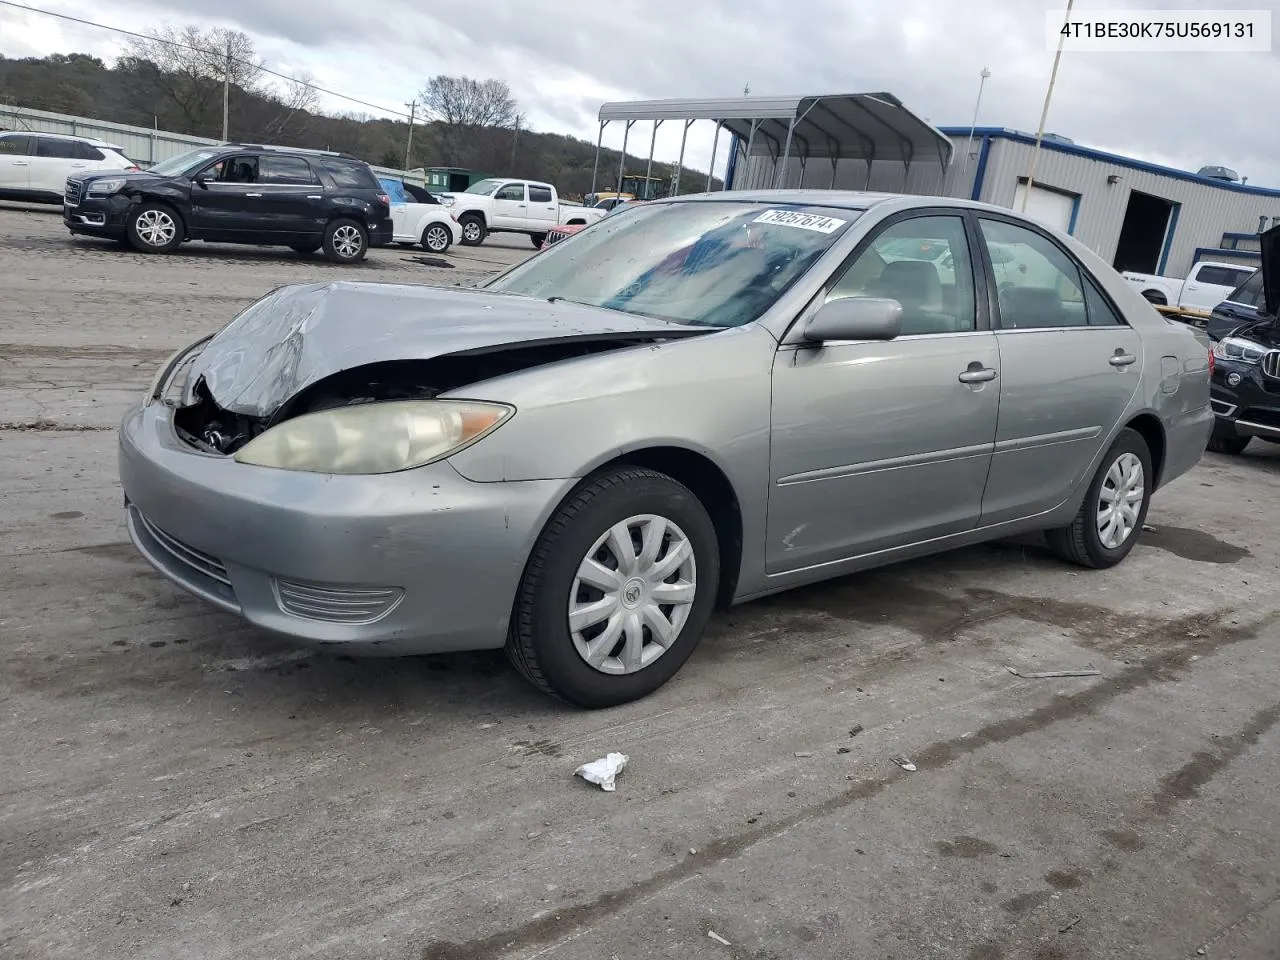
591, 92, 955, 197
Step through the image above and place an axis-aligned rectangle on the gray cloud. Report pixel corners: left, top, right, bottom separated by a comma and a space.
4, 0, 1280, 184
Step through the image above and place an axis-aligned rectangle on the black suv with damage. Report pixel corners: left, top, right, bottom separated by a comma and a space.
63, 144, 392, 264
1207, 223, 1280, 454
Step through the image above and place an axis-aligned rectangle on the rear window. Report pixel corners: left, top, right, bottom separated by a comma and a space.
317, 158, 379, 189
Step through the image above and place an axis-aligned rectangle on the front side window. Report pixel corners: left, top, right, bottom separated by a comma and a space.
149, 149, 219, 177
979, 218, 1087, 329
219, 156, 259, 183
485, 201, 856, 328
825, 215, 977, 335
494, 183, 525, 201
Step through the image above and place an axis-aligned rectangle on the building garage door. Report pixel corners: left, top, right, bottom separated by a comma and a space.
1011, 181, 1077, 235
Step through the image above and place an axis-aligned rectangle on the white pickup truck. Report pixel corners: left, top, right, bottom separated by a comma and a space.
437, 178, 606, 248
1121, 260, 1256, 314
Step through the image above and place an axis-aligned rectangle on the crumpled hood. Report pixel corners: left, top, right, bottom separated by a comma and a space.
186, 280, 705, 418
1231, 319, 1280, 350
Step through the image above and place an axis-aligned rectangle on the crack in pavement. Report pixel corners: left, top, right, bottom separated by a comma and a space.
417, 608, 1279, 960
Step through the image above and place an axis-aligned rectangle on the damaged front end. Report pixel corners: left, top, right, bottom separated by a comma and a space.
148, 280, 713, 459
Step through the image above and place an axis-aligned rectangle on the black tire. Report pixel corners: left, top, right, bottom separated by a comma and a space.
125, 202, 183, 254
530, 232, 547, 249
421, 222, 452, 254
322, 218, 368, 264
458, 213, 486, 246
1207, 423, 1251, 455
506, 467, 720, 708
1045, 427, 1153, 569
290, 243, 321, 255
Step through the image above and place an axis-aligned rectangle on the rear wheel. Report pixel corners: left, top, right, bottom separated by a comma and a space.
530, 232, 547, 248
422, 222, 452, 253
322, 218, 368, 264
506, 468, 720, 708
458, 214, 486, 246
1046, 427, 1152, 569
125, 202, 183, 253
1207, 423, 1251, 455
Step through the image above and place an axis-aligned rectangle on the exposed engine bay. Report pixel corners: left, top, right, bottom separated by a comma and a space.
173, 337, 663, 455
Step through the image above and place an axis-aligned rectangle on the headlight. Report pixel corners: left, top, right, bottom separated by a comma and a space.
439, 196, 455, 207
1212, 336, 1267, 364
233, 399, 513, 474
87, 177, 127, 196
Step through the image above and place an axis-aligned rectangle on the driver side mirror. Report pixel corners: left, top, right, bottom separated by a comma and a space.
193, 173, 211, 189
803, 297, 903, 343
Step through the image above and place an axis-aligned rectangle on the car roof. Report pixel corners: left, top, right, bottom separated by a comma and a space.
0, 129, 123, 150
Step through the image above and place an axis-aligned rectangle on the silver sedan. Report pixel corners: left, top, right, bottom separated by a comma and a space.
119, 190, 1214, 707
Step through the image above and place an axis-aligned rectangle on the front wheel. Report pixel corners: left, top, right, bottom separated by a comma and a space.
1045, 427, 1152, 569
322, 218, 368, 264
126, 202, 183, 253
506, 467, 720, 708
421, 222, 452, 253
530, 232, 547, 249
458, 214, 486, 246
1207, 424, 1251, 455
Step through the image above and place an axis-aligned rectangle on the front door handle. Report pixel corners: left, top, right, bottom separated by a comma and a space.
1109, 352, 1137, 367
245, 192, 263, 198
958, 363, 998, 384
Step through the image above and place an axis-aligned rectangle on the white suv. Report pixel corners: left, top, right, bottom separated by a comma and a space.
0, 131, 138, 204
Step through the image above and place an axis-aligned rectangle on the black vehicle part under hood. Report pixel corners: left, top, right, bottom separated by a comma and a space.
184, 281, 714, 418
1262, 222, 1280, 319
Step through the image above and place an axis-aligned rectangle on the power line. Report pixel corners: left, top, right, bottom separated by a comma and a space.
0, 0, 413, 120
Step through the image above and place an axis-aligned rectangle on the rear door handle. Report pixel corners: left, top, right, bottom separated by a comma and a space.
13, 160, 28, 166
958, 365, 998, 383
245, 192, 263, 197
307, 195, 321, 200
1109, 352, 1137, 367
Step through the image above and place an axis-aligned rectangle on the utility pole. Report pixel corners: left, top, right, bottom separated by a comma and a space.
1022, 0, 1073, 211
404, 100, 416, 171
510, 114, 520, 169
221, 39, 231, 141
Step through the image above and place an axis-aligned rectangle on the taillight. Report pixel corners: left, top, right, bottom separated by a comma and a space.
1208, 344, 1215, 377
377, 193, 390, 207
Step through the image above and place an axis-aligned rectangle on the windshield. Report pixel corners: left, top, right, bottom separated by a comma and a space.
464, 178, 504, 194
148, 149, 221, 178
484, 201, 857, 328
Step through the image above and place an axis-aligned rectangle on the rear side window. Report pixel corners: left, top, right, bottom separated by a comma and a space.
1082, 278, 1126, 326
0, 134, 31, 156
318, 158, 379, 189
260, 156, 317, 185
529, 185, 553, 204
35, 137, 83, 159
979, 218, 1088, 329
1196, 264, 1252, 287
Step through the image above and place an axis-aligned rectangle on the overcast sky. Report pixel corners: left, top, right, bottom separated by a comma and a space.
2, 0, 1278, 185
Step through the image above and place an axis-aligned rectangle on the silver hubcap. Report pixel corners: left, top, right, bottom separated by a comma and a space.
136, 209, 175, 246
1097, 452, 1144, 549
425, 226, 449, 251
332, 225, 363, 259
463, 221, 481, 241
568, 514, 697, 675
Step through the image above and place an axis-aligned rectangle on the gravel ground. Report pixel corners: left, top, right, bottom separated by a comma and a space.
3, 201, 1280, 960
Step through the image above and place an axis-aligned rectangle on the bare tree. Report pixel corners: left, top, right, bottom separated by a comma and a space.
123, 25, 263, 132
261, 72, 320, 139
420, 75, 519, 128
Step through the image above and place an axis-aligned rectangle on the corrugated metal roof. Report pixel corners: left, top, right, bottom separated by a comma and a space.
939, 126, 1280, 199
598, 93, 953, 167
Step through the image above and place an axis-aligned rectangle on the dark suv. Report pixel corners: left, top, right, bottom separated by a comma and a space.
63, 143, 392, 264
1207, 223, 1280, 454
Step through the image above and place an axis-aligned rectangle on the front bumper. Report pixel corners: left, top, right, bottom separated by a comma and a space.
63, 194, 130, 237
1210, 361, 1280, 441
118, 402, 574, 654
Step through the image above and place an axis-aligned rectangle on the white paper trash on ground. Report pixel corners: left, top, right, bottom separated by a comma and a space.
575, 752, 629, 791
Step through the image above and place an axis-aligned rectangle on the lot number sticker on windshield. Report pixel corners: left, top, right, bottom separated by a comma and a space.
753, 209, 847, 233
